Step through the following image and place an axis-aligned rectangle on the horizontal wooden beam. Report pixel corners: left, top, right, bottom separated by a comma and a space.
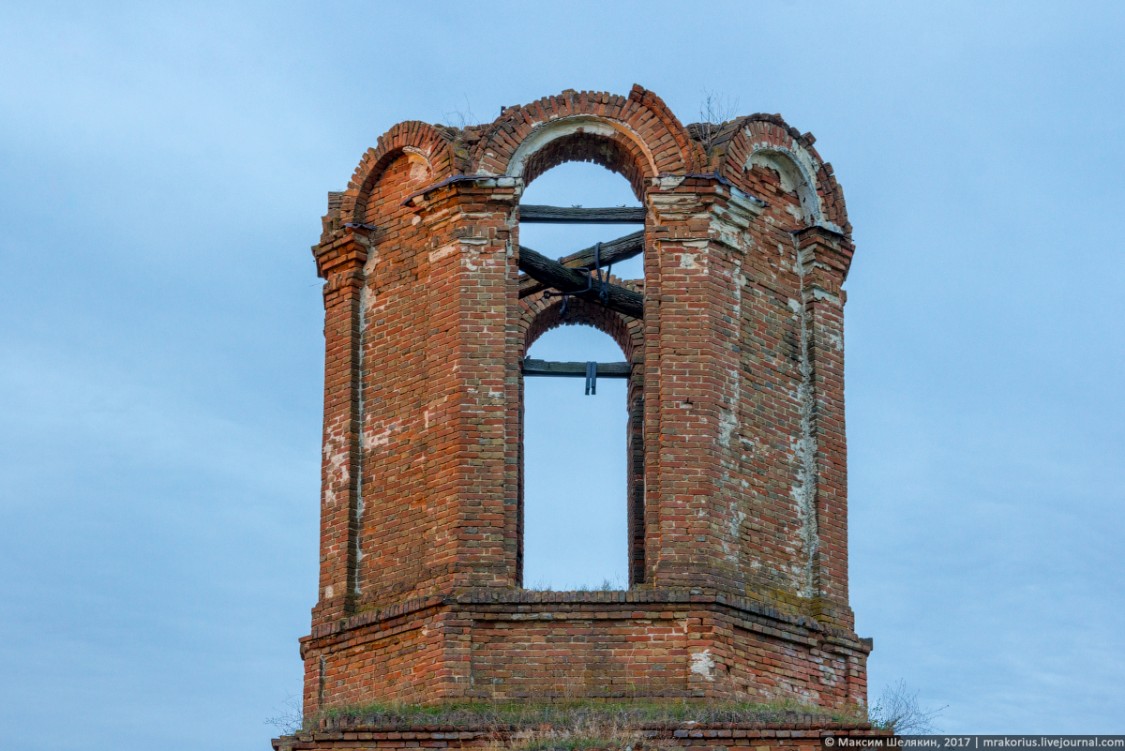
519, 204, 645, 224
519, 231, 644, 298
518, 246, 644, 319
522, 359, 630, 378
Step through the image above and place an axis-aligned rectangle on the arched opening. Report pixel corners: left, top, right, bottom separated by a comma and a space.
523, 325, 629, 590
518, 161, 645, 280
517, 160, 645, 591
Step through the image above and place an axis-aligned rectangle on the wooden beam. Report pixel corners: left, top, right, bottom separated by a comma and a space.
519, 231, 644, 298
519, 204, 645, 224
522, 359, 631, 378
518, 246, 644, 319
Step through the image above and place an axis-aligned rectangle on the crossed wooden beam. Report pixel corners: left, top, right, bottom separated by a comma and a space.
516, 204, 645, 319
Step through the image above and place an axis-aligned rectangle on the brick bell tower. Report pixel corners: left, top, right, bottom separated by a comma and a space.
284, 86, 874, 745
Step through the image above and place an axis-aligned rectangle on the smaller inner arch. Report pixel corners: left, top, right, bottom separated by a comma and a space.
522, 324, 630, 591
523, 131, 648, 202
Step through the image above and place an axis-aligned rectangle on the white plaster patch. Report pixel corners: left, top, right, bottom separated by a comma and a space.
406, 156, 430, 184
690, 650, 716, 681
363, 248, 381, 272
727, 506, 747, 563
323, 429, 350, 501
730, 507, 746, 540
364, 425, 393, 450
506, 115, 655, 181
790, 235, 822, 599
362, 286, 382, 317
462, 248, 480, 271
827, 330, 844, 352
429, 244, 458, 263
324, 585, 334, 599
679, 253, 697, 269
819, 660, 840, 686
718, 408, 737, 448
745, 138, 825, 225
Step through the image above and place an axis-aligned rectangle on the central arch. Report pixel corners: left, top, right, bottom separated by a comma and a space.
519, 293, 645, 588
507, 116, 656, 200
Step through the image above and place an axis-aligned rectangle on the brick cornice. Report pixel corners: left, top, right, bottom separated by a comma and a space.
298, 586, 872, 657
311, 228, 371, 280
402, 175, 522, 212
793, 225, 855, 279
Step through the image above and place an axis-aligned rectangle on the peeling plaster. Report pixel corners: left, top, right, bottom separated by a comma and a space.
718, 408, 737, 448
729, 508, 746, 552
323, 425, 350, 509
462, 246, 480, 272
819, 660, 840, 687
429, 243, 458, 264
690, 650, 716, 681
827, 329, 844, 352
747, 138, 824, 227
364, 425, 393, 450
505, 115, 657, 182
353, 285, 370, 588
790, 239, 819, 599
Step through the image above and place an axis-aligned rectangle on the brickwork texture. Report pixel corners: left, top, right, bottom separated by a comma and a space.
293, 86, 871, 735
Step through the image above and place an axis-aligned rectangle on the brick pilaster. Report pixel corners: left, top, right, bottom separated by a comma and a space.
403, 177, 522, 591
311, 230, 370, 624
794, 225, 854, 625
646, 176, 745, 589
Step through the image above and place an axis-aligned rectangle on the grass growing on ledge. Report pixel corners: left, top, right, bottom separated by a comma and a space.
303, 699, 871, 751
315, 698, 867, 731
303, 701, 873, 751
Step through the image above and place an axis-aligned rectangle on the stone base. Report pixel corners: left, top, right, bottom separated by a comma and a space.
302, 589, 871, 715
273, 719, 890, 751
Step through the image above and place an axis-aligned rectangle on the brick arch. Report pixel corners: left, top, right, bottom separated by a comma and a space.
520, 124, 650, 200
473, 86, 701, 198
340, 120, 459, 224
518, 289, 648, 589
716, 115, 851, 234
520, 292, 644, 365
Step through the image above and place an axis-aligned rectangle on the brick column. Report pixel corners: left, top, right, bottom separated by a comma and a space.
311, 230, 369, 623
645, 177, 746, 589
704, 184, 765, 592
403, 177, 522, 590
794, 225, 854, 626
626, 370, 645, 586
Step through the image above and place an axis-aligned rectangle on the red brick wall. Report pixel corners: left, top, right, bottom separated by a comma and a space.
303, 86, 866, 717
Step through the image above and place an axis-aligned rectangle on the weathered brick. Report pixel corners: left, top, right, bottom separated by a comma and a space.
288, 87, 871, 744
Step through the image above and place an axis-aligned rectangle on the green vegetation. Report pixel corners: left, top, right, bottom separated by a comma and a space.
274, 698, 875, 750
315, 697, 866, 731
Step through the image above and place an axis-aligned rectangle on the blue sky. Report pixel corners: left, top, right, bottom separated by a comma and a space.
1, 1, 1123, 747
